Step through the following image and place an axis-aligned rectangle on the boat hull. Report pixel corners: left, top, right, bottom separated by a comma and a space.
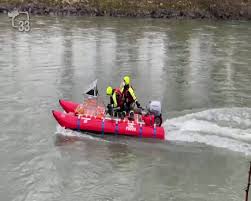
52, 110, 165, 140
59, 99, 78, 113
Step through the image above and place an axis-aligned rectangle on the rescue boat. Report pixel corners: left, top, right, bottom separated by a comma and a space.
52, 80, 165, 140
52, 110, 165, 140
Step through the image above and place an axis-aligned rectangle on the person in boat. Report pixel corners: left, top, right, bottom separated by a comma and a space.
106, 86, 124, 117
120, 76, 141, 119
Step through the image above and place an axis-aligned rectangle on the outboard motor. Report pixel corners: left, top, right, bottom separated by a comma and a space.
147, 101, 162, 126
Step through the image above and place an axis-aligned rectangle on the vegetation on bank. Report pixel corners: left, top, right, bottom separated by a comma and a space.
0, 0, 251, 19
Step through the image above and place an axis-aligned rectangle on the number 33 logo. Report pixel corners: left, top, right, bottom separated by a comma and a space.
8, 11, 31, 32
18, 20, 30, 32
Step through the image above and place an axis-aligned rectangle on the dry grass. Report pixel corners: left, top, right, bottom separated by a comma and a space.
0, 0, 250, 18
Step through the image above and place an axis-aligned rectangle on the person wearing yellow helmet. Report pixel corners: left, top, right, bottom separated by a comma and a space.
106, 86, 123, 117
120, 76, 141, 118
123, 76, 130, 85
106, 86, 113, 96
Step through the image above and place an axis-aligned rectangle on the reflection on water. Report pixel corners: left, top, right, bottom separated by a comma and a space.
2, 17, 250, 113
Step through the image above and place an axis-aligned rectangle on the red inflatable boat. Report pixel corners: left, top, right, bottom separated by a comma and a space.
52, 98, 165, 140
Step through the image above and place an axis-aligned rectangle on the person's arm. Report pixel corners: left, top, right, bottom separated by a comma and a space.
129, 87, 141, 107
128, 87, 137, 101
112, 92, 118, 108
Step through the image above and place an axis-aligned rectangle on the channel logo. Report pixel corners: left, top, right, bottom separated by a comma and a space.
8, 10, 30, 32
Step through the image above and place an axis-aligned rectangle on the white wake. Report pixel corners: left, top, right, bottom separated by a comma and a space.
55, 125, 108, 142
164, 108, 251, 155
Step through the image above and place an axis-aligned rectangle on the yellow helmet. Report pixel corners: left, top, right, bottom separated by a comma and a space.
123, 76, 130, 85
106, 86, 113, 96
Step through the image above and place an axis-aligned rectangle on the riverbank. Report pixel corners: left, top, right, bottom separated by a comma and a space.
0, 0, 251, 20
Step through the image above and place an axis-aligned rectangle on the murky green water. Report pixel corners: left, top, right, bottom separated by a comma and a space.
0, 15, 251, 201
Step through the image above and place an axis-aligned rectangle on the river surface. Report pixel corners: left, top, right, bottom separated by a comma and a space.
0, 15, 251, 201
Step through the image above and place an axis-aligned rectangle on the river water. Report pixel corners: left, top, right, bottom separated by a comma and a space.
0, 15, 251, 201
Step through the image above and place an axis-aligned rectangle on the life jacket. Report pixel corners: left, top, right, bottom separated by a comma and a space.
110, 88, 123, 108
122, 85, 135, 104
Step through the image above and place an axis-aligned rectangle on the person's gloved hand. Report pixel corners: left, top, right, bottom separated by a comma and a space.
136, 101, 140, 108
106, 104, 113, 115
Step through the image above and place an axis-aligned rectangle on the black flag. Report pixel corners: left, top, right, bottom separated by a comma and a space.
83, 79, 98, 96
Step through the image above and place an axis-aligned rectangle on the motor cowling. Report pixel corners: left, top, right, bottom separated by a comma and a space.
146, 101, 162, 126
